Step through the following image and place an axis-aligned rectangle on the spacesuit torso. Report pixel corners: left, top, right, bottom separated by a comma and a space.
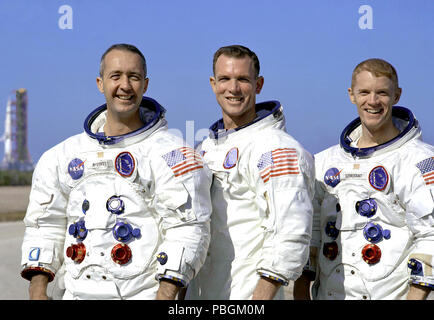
21, 97, 212, 299
312, 106, 434, 300
187, 101, 315, 299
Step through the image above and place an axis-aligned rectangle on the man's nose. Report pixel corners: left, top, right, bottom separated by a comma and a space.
367, 93, 379, 104
228, 79, 240, 93
119, 75, 132, 90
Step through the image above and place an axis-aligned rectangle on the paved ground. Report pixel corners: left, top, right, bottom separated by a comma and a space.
0, 221, 59, 300
1, 220, 32, 299
0, 186, 31, 299
0, 186, 30, 222
0, 186, 30, 213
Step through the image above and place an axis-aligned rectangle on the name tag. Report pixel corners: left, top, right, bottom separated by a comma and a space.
90, 160, 114, 170
343, 172, 366, 180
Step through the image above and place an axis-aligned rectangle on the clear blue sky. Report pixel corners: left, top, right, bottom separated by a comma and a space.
0, 0, 433, 165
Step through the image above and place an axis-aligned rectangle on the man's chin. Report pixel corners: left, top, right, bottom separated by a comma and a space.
108, 103, 140, 116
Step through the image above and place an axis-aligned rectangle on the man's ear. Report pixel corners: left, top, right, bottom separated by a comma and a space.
348, 87, 356, 104
143, 78, 149, 94
256, 76, 264, 94
96, 77, 104, 93
210, 76, 217, 94
394, 87, 402, 104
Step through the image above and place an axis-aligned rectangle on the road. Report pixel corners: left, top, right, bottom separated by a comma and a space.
0, 221, 59, 299
0, 220, 29, 299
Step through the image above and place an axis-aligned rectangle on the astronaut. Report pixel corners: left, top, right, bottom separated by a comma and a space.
20, 44, 212, 300
294, 58, 434, 300
186, 45, 315, 300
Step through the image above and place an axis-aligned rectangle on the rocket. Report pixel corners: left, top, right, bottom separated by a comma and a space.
2, 97, 13, 164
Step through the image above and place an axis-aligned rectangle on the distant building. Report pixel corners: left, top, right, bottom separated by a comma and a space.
1, 89, 33, 171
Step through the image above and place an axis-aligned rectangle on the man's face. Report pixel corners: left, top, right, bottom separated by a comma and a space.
210, 54, 264, 129
96, 49, 148, 119
348, 70, 401, 134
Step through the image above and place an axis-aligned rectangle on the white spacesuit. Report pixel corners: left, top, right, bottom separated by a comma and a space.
311, 106, 434, 300
187, 101, 315, 299
20, 97, 212, 299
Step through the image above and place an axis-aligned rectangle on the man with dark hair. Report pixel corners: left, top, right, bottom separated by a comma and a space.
20, 43, 212, 300
294, 58, 434, 300
212, 45, 261, 78
186, 45, 315, 300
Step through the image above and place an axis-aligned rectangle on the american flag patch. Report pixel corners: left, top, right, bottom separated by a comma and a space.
416, 157, 434, 186
257, 148, 299, 183
162, 147, 203, 177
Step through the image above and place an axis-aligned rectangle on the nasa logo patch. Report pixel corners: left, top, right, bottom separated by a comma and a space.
324, 167, 341, 187
115, 152, 135, 177
223, 147, 239, 169
369, 166, 389, 191
68, 158, 85, 180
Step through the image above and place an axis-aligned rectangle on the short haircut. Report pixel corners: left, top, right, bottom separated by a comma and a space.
213, 45, 260, 77
99, 43, 147, 78
351, 58, 399, 89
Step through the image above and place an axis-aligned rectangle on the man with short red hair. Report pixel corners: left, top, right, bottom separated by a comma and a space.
295, 58, 434, 300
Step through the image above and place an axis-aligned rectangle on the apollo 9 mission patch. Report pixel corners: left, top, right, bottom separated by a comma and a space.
115, 152, 135, 177
368, 166, 389, 191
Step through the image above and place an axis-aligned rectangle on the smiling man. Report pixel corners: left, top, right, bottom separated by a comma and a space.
186, 45, 315, 300
348, 62, 402, 148
210, 49, 264, 129
20, 44, 212, 300
294, 58, 434, 300
96, 48, 149, 136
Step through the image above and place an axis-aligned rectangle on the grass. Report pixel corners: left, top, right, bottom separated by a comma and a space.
0, 212, 25, 222
0, 170, 33, 186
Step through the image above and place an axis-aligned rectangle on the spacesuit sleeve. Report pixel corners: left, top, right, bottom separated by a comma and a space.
20, 148, 68, 282
300, 178, 323, 278
255, 144, 315, 284
311, 178, 323, 249
152, 146, 212, 286
405, 156, 434, 289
